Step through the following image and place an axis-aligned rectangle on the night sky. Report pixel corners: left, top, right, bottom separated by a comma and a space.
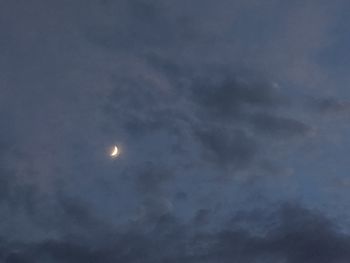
1, 1, 350, 262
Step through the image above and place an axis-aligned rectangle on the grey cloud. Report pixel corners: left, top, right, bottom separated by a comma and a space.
194, 128, 257, 169
193, 208, 211, 226
1, 1, 348, 262
0, 155, 41, 215
103, 63, 307, 171
135, 164, 171, 195
261, 203, 350, 263
133, 163, 174, 219
57, 196, 104, 231
250, 112, 311, 138
1, 203, 350, 263
92, 0, 316, 175
312, 97, 350, 113
85, 0, 196, 51
191, 76, 284, 120
185, 71, 310, 169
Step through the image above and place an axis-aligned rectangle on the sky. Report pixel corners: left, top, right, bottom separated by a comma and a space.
1, 0, 350, 262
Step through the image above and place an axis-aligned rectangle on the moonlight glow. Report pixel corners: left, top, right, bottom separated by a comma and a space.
110, 145, 119, 157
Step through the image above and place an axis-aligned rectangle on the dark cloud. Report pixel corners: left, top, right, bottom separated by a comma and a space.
262, 204, 350, 263
135, 163, 171, 195
191, 76, 284, 119
103, 64, 308, 172
0, 152, 42, 215
85, 0, 197, 51
193, 208, 211, 226
312, 97, 350, 114
0, 1, 349, 262
250, 112, 311, 138
194, 128, 257, 169
57, 196, 104, 231
132, 163, 174, 219
1, 204, 349, 263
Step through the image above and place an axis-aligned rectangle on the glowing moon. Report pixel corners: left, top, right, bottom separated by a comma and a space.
110, 145, 119, 157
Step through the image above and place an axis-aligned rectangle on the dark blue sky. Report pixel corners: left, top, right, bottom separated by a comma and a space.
1, 0, 350, 262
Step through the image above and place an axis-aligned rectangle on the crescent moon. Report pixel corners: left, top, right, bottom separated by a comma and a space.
110, 146, 119, 157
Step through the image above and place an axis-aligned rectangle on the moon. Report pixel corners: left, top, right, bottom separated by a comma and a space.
110, 145, 119, 157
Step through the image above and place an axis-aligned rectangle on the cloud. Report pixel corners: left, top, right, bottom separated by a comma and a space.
250, 112, 311, 138
194, 128, 257, 169
312, 97, 350, 114
134, 163, 174, 219
0, 1, 349, 261
191, 75, 284, 119
1, 203, 349, 263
